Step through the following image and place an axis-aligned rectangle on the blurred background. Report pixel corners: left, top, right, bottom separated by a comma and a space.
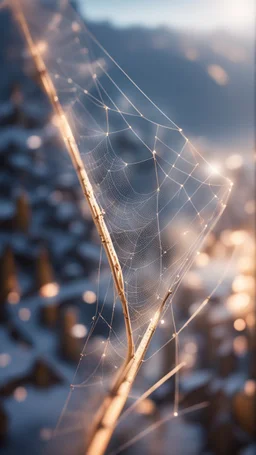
0, 1, 255, 454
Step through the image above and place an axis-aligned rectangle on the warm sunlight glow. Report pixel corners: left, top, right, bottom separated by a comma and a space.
184, 48, 199, 61
246, 313, 255, 328
9, 2, 235, 451
233, 318, 246, 331
226, 293, 250, 314
14, 387, 27, 402
0, 353, 11, 368
27, 135, 42, 149
225, 154, 243, 170
184, 342, 197, 354
137, 399, 155, 415
233, 336, 248, 356
40, 428, 53, 441
195, 252, 209, 267
244, 200, 255, 215
72, 21, 81, 32
7, 291, 20, 305
244, 380, 256, 396
238, 256, 254, 275
40, 282, 59, 298
36, 40, 48, 54
83, 290, 97, 304
232, 275, 254, 293
185, 271, 202, 288
207, 162, 222, 175
230, 230, 248, 246
70, 324, 87, 338
18, 308, 31, 321
207, 65, 229, 86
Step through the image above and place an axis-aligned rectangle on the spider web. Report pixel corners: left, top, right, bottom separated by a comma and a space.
16, 0, 232, 452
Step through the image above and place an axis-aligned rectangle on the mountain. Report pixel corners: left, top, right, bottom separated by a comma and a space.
1, 6, 253, 147
85, 21, 253, 145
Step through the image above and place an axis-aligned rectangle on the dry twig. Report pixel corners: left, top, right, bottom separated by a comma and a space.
10, 2, 179, 453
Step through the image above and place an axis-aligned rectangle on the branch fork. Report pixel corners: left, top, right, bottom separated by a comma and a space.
10, 2, 176, 453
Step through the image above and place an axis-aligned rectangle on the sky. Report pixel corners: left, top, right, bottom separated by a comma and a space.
80, 0, 254, 34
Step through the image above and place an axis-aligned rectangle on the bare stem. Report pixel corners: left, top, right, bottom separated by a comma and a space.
11, 3, 176, 454
118, 361, 185, 424
10, 0, 134, 363
86, 290, 172, 455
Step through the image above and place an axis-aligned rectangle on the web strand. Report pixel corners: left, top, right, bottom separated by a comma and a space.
14, 0, 232, 447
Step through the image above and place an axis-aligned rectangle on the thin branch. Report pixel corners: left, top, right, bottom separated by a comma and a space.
110, 402, 209, 455
10, 0, 135, 363
86, 290, 173, 455
118, 361, 185, 424
177, 297, 209, 334
10, 3, 181, 455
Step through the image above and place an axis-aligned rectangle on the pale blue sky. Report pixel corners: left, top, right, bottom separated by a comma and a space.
80, 0, 254, 33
